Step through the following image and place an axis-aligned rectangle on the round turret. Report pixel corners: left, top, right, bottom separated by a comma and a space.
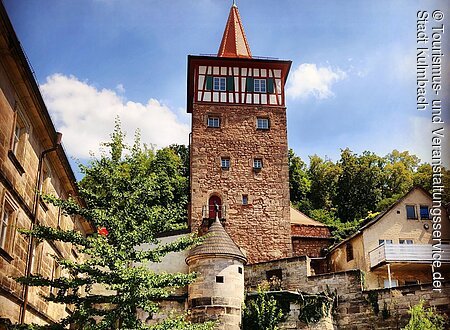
186, 217, 247, 330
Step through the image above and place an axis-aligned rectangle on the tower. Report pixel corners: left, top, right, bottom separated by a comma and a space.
186, 214, 247, 329
187, 3, 292, 264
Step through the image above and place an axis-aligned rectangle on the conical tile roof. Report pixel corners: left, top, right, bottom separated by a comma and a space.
217, 3, 252, 58
186, 217, 247, 263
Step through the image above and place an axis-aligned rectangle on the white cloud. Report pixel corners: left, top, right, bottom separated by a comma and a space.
286, 63, 347, 100
115, 83, 125, 93
40, 74, 189, 159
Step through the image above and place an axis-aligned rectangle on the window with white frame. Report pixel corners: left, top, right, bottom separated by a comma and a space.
254, 79, 267, 93
213, 77, 226, 91
399, 239, 413, 244
207, 116, 220, 128
253, 158, 263, 170
0, 205, 12, 250
0, 196, 17, 254
10, 111, 28, 160
221, 157, 230, 169
256, 118, 269, 130
378, 239, 393, 245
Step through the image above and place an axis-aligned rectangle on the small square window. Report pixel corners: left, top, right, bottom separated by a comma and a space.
406, 205, 417, 219
419, 205, 429, 219
238, 267, 243, 274
207, 117, 220, 128
213, 77, 226, 91
254, 79, 267, 93
253, 158, 263, 170
242, 195, 248, 205
256, 118, 269, 130
216, 276, 224, 283
221, 158, 230, 169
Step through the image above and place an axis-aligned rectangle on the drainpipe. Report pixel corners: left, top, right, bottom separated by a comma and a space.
19, 132, 62, 324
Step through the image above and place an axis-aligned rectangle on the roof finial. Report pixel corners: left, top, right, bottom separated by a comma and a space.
232, 0, 237, 8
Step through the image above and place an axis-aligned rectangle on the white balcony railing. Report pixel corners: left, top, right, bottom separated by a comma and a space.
369, 244, 450, 268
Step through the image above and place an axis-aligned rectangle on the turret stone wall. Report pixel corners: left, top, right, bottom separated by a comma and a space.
187, 256, 245, 330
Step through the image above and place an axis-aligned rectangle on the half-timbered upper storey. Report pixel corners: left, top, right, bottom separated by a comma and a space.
187, 56, 291, 112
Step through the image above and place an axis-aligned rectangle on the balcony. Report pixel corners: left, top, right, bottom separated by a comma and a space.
369, 244, 450, 269
202, 204, 227, 220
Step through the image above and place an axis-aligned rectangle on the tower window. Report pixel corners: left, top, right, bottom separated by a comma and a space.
254, 79, 266, 93
242, 194, 248, 205
213, 77, 226, 91
256, 118, 269, 130
216, 276, 224, 283
406, 205, 417, 219
253, 158, 263, 170
207, 116, 220, 128
221, 157, 230, 169
238, 267, 243, 274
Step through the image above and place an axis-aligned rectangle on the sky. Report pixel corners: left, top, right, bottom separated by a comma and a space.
3, 0, 450, 178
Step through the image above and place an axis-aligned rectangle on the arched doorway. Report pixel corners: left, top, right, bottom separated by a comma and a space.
208, 195, 222, 219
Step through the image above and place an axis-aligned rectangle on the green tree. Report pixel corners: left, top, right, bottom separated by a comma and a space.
382, 150, 419, 198
15, 122, 212, 330
413, 163, 432, 192
288, 149, 311, 210
402, 300, 446, 330
307, 155, 341, 211
242, 287, 285, 330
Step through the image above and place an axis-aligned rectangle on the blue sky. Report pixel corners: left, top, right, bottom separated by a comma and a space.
4, 0, 450, 176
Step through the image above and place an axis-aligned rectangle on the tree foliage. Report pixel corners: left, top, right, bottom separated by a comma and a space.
14, 122, 212, 330
402, 300, 446, 330
288, 148, 441, 240
242, 287, 285, 330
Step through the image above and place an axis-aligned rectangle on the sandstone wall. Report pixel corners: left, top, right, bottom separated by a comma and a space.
190, 103, 292, 264
188, 256, 245, 330
0, 14, 86, 325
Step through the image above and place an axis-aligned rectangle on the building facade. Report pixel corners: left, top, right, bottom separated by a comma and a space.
187, 3, 293, 264
328, 186, 450, 290
0, 3, 91, 326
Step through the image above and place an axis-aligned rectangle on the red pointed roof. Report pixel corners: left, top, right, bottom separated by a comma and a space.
217, 4, 252, 58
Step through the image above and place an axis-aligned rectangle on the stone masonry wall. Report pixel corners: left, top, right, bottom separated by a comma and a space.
246, 258, 450, 329
0, 25, 85, 325
190, 103, 291, 264
188, 256, 245, 330
292, 238, 331, 258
